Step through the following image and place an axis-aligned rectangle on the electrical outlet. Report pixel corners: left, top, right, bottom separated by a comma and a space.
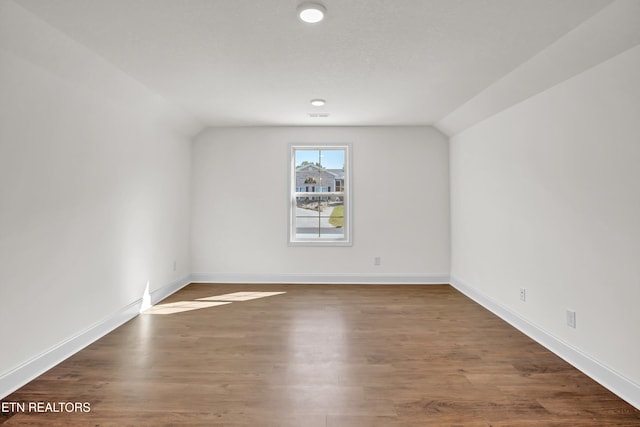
374, 256, 381, 266
519, 288, 526, 302
566, 309, 576, 328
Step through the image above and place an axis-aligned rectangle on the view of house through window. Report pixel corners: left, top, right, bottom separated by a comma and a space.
290, 145, 350, 245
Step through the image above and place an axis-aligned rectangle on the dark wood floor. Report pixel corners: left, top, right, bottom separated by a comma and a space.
2, 284, 639, 426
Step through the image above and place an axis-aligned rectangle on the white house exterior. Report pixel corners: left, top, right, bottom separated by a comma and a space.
295, 163, 344, 194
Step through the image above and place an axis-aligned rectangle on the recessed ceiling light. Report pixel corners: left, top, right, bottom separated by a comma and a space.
298, 2, 326, 24
310, 98, 326, 107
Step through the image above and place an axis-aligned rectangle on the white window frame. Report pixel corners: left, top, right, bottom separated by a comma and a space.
288, 143, 352, 246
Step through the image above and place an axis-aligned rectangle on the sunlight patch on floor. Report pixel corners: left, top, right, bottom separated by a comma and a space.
142, 291, 286, 315
198, 291, 287, 302
143, 301, 231, 315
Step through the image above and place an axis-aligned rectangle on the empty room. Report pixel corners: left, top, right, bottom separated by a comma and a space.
1, 0, 639, 425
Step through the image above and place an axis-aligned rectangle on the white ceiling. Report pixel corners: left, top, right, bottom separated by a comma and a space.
16, 0, 613, 130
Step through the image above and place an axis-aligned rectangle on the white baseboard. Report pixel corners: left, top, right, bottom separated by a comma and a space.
0, 276, 191, 400
189, 272, 450, 285
450, 276, 640, 410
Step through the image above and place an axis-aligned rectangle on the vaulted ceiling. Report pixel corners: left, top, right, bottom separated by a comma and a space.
16, 0, 638, 135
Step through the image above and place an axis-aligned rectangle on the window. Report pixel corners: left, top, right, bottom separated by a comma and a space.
289, 144, 351, 245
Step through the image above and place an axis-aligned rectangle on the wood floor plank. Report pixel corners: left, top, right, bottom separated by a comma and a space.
2, 284, 639, 425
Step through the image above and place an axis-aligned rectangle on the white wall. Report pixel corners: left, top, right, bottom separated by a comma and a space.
0, 0, 197, 384
450, 43, 640, 391
191, 126, 450, 282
